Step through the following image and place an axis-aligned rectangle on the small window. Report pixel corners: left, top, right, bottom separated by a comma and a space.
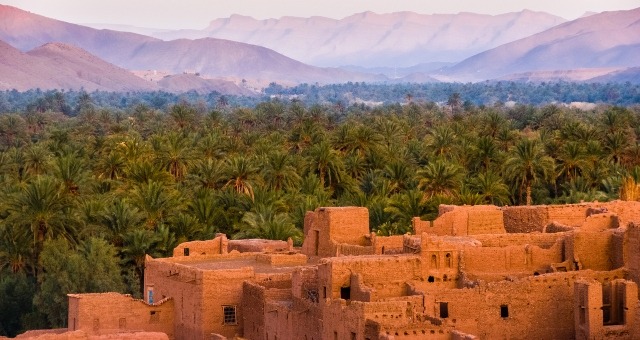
351, 332, 356, 340
223, 305, 237, 325
500, 305, 509, 318
184, 247, 190, 256
341, 286, 351, 300
428, 276, 435, 283
439, 302, 449, 318
150, 311, 160, 323
323, 286, 327, 298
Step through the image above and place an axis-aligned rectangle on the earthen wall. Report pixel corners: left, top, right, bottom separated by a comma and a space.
67, 293, 173, 337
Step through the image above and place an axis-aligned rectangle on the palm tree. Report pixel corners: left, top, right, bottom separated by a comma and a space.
53, 152, 89, 195
0, 223, 34, 275
260, 152, 301, 192
188, 159, 225, 190
154, 132, 195, 181
120, 229, 160, 295
130, 180, 180, 229
7, 176, 76, 273
556, 141, 590, 181
468, 171, 510, 205
223, 156, 259, 200
417, 159, 462, 199
23, 144, 51, 178
234, 208, 302, 243
383, 189, 429, 234
503, 139, 555, 205
305, 141, 345, 189
99, 198, 144, 246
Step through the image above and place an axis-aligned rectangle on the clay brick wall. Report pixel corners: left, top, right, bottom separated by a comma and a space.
566, 232, 617, 271
229, 239, 290, 253
574, 279, 638, 340
502, 206, 548, 233
144, 259, 204, 340
324, 207, 370, 245
67, 293, 174, 337
415, 205, 505, 236
201, 268, 255, 339
241, 282, 266, 340
422, 270, 626, 339
373, 235, 405, 255
173, 235, 227, 257
581, 213, 619, 232
302, 207, 370, 257
462, 242, 563, 275
471, 233, 563, 248
601, 201, 640, 227
318, 256, 424, 301
547, 205, 589, 226
338, 244, 375, 256
256, 253, 307, 266
625, 224, 640, 290
322, 301, 367, 340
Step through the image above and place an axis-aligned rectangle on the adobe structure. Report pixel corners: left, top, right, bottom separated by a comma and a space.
21, 201, 640, 339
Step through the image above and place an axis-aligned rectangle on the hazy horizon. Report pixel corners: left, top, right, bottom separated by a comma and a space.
0, 0, 638, 30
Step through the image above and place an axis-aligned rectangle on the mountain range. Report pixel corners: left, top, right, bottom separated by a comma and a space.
0, 4, 639, 93
149, 10, 566, 68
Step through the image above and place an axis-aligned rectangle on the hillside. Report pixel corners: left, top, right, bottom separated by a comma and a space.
0, 5, 384, 85
153, 10, 566, 68
443, 7, 640, 81
0, 40, 158, 91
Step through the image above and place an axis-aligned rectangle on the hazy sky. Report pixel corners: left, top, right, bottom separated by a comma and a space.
2, 0, 639, 29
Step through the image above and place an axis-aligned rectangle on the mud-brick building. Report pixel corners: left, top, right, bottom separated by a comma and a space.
57, 201, 640, 339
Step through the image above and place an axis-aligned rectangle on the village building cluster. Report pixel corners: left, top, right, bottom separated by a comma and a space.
14, 201, 640, 339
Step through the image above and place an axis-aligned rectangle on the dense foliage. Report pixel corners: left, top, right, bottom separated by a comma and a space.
1, 87, 640, 335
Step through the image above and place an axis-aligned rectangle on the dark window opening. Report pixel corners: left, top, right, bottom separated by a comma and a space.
445, 253, 452, 268
150, 310, 159, 323
500, 305, 509, 318
341, 286, 351, 300
223, 305, 237, 325
439, 302, 449, 318
533, 271, 540, 276
428, 276, 435, 283
323, 286, 327, 298
351, 332, 356, 340
183, 247, 190, 256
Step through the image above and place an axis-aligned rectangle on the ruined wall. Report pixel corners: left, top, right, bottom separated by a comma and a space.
462, 241, 564, 276
502, 206, 548, 233
302, 207, 370, 257
581, 213, 619, 232
415, 205, 505, 236
241, 282, 266, 340
574, 279, 638, 340
421, 270, 627, 339
322, 301, 368, 340
373, 235, 405, 255
67, 293, 173, 337
172, 235, 227, 257
317, 256, 424, 302
471, 233, 563, 249
601, 201, 640, 227
566, 232, 618, 271
229, 239, 290, 253
625, 224, 640, 292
